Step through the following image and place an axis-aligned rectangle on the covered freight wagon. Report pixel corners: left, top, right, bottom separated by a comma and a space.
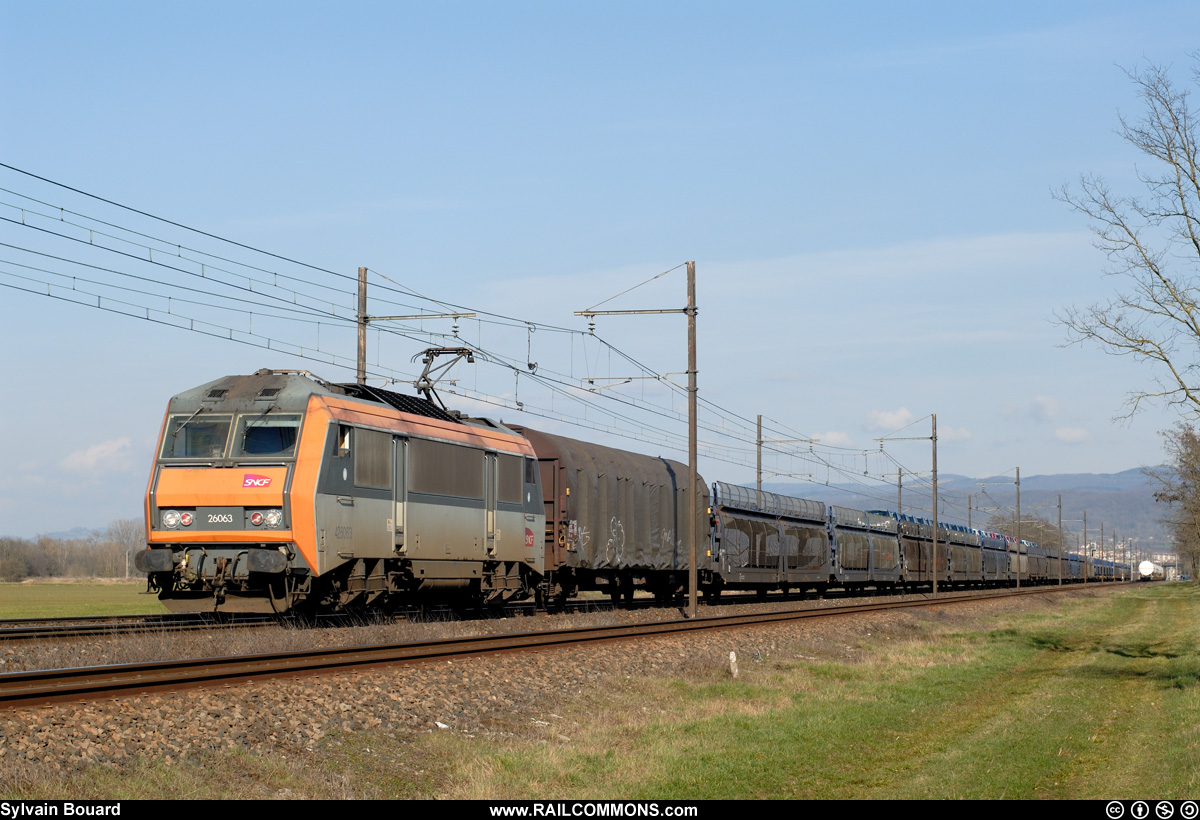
513, 427, 707, 605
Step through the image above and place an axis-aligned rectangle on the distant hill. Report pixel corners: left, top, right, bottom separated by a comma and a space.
759, 467, 1171, 549
35, 526, 102, 541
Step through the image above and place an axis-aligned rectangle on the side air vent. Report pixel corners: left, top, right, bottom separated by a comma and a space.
204, 389, 228, 400
256, 388, 282, 399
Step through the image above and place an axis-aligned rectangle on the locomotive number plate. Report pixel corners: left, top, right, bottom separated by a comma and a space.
188, 507, 248, 530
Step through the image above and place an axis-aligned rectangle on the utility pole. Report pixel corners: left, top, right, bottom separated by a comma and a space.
897, 470, 903, 517
874, 416, 938, 597
357, 266, 368, 385
756, 423, 813, 508
756, 414, 763, 509
1113, 532, 1118, 579
1062, 510, 1087, 584
976, 469, 1021, 587
932, 414, 939, 598
354, 267, 475, 387
576, 261, 699, 618
687, 261, 698, 619
1016, 466, 1021, 590
1057, 494, 1063, 586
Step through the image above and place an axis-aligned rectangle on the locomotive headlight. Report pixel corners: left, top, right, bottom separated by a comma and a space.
162, 510, 181, 529
265, 510, 283, 528
250, 512, 264, 527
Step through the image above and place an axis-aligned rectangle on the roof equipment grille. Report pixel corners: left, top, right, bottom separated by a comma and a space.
336, 383, 461, 424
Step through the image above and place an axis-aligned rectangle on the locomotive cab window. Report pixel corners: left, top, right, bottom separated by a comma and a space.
160, 414, 233, 459
234, 414, 301, 457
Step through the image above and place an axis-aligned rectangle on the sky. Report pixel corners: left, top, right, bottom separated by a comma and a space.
2, 1, 1199, 537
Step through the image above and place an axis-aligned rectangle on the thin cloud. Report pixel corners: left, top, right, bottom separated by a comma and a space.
867, 408, 914, 431
1003, 396, 1063, 421
812, 431, 853, 447
61, 438, 132, 472
1031, 396, 1060, 421
1055, 428, 1090, 444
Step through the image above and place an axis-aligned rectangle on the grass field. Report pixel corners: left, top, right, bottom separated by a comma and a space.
422, 583, 1200, 799
0, 580, 169, 619
4, 583, 1198, 799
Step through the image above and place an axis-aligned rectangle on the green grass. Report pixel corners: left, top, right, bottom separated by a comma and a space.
5, 584, 1198, 799
431, 584, 1200, 799
0, 581, 169, 619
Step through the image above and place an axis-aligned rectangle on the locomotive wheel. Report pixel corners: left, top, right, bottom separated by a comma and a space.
267, 576, 288, 613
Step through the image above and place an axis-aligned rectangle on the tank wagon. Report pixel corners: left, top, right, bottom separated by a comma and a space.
136, 371, 1125, 613
1138, 560, 1165, 581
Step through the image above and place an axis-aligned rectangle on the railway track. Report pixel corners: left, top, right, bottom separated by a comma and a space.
0, 582, 1124, 708
0, 581, 1121, 641
0, 612, 289, 642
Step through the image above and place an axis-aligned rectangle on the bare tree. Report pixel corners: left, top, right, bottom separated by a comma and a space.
1148, 424, 1200, 579
1057, 59, 1200, 417
105, 518, 146, 579
984, 513, 1066, 554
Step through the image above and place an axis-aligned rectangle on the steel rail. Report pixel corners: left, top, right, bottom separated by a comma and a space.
0, 612, 281, 642
0, 583, 1123, 708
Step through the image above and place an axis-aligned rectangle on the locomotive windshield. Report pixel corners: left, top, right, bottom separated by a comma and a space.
160, 414, 233, 459
234, 414, 301, 457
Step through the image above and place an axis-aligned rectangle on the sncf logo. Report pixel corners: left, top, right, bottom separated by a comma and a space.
243, 474, 273, 488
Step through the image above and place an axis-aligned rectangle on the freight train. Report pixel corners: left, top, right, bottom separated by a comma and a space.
135, 370, 1121, 613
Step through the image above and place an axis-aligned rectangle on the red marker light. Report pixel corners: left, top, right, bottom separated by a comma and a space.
179, 512, 194, 527
250, 512, 264, 527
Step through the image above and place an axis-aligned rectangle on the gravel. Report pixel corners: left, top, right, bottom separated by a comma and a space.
0, 588, 1101, 779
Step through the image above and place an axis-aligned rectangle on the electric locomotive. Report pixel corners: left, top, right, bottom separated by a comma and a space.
136, 369, 546, 612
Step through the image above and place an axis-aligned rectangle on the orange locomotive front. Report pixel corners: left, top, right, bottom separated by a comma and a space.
137, 369, 546, 613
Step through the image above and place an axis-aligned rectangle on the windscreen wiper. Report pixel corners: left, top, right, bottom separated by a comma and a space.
240, 404, 275, 449
171, 406, 205, 439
